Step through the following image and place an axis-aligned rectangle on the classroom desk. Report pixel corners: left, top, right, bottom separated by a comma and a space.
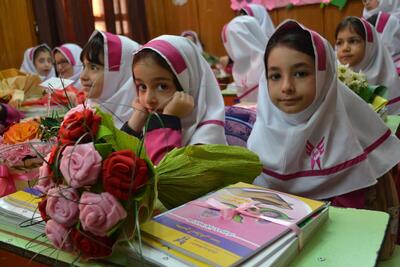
1, 207, 398, 266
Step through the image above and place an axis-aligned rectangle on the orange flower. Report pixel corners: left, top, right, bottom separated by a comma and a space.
3, 120, 40, 144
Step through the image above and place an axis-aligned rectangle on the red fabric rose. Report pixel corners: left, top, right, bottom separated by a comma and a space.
58, 109, 101, 145
102, 150, 149, 201
38, 198, 49, 222
70, 228, 114, 259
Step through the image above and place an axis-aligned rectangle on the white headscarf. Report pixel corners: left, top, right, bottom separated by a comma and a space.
363, 0, 400, 19
247, 20, 400, 200
20, 44, 56, 81
241, 3, 275, 39
138, 35, 227, 145
374, 12, 400, 72
350, 17, 400, 114
87, 30, 140, 128
181, 30, 203, 53
222, 16, 267, 102
53, 43, 83, 88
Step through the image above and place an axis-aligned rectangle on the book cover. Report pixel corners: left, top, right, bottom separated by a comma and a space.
141, 182, 327, 267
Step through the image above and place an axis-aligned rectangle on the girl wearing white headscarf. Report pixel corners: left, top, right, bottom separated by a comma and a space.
222, 16, 267, 103
80, 30, 140, 128
53, 43, 83, 88
367, 12, 400, 74
20, 44, 56, 81
122, 35, 226, 164
247, 20, 400, 208
363, 0, 400, 19
335, 16, 400, 114
181, 30, 203, 53
240, 3, 275, 39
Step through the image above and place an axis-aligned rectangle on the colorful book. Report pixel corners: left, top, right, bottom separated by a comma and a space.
141, 182, 328, 267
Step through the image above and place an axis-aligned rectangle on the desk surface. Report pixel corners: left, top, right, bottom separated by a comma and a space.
1, 207, 399, 266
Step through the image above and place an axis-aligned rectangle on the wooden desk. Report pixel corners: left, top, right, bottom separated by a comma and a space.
1, 207, 398, 266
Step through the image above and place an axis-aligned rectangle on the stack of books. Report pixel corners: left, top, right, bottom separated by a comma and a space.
135, 182, 329, 267
0, 188, 44, 236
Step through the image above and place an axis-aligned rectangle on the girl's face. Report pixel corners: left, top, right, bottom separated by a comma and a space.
362, 0, 379, 11
54, 52, 74, 78
335, 26, 366, 67
34, 51, 53, 77
80, 57, 104, 98
267, 45, 316, 114
133, 57, 178, 113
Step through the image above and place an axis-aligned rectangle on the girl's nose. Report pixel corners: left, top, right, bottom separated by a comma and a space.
281, 76, 295, 94
145, 90, 158, 106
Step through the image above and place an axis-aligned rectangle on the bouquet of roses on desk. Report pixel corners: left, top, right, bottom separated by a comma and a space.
33, 104, 263, 260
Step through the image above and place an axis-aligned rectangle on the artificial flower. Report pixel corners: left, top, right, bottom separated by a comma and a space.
45, 219, 74, 251
46, 187, 79, 227
2, 120, 40, 144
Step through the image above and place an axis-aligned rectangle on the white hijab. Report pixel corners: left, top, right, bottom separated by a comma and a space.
181, 30, 203, 53
87, 31, 140, 128
138, 35, 227, 145
241, 3, 275, 39
375, 12, 400, 72
222, 16, 267, 102
247, 20, 400, 200
350, 17, 400, 114
53, 43, 83, 88
363, 0, 400, 19
20, 44, 56, 81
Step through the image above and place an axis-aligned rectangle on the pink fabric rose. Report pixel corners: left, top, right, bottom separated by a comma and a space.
46, 187, 79, 227
62, 104, 96, 126
34, 155, 55, 194
79, 192, 127, 236
60, 143, 102, 188
45, 219, 73, 251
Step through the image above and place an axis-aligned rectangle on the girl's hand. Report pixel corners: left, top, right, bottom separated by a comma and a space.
163, 92, 194, 118
127, 98, 149, 132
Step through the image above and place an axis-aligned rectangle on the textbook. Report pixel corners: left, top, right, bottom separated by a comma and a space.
140, 182, 329, 267
0, 188, 44, 235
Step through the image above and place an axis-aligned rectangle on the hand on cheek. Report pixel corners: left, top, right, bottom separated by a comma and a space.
128, 98, 149, 132
163, 92, 194, 118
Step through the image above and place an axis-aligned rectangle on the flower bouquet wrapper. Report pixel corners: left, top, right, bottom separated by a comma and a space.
36, 106, 156, 260
156, 144, 263, 209
0, 69, 43, 107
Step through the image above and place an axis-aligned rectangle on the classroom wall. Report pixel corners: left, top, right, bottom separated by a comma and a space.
0, 0, 364, 70
0, 0, 38, 70
145, 0, 363, 56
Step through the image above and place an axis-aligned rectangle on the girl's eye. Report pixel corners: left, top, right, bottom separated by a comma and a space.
156, 84, 168, 91
294, 71, 308, 78
335, 40, 342, 46
137, 84, 146, 91
268, 73, 281, 81
90, 64, 99, 70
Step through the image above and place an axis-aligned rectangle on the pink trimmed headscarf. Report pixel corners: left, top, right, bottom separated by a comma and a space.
348, 17, 400, 114
53, 43, 83, 88
20, 44, 56, 81
247, 20, 400, 200
223, 16, 267, 103
136, 35, 227, 145
241, 3, 275, 39
86, 30, 140, 128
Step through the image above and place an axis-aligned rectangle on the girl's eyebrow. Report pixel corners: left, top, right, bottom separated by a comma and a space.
268, 62, 312, 70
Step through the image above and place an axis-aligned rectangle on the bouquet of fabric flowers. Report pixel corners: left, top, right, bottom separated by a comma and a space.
337, 63, 388, 113
0, 118, 56, 197
35, 104, 156, 259
32, 103, 263, 261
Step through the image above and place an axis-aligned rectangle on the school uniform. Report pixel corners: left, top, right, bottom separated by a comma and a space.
247, 20, 400, 208
122, 35, 227, 164
222, 16, 267, 103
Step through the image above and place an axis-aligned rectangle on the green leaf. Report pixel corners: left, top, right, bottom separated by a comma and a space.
94, 143, 113, 159
233, 214, 243, 223
329, 0, 347, 10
